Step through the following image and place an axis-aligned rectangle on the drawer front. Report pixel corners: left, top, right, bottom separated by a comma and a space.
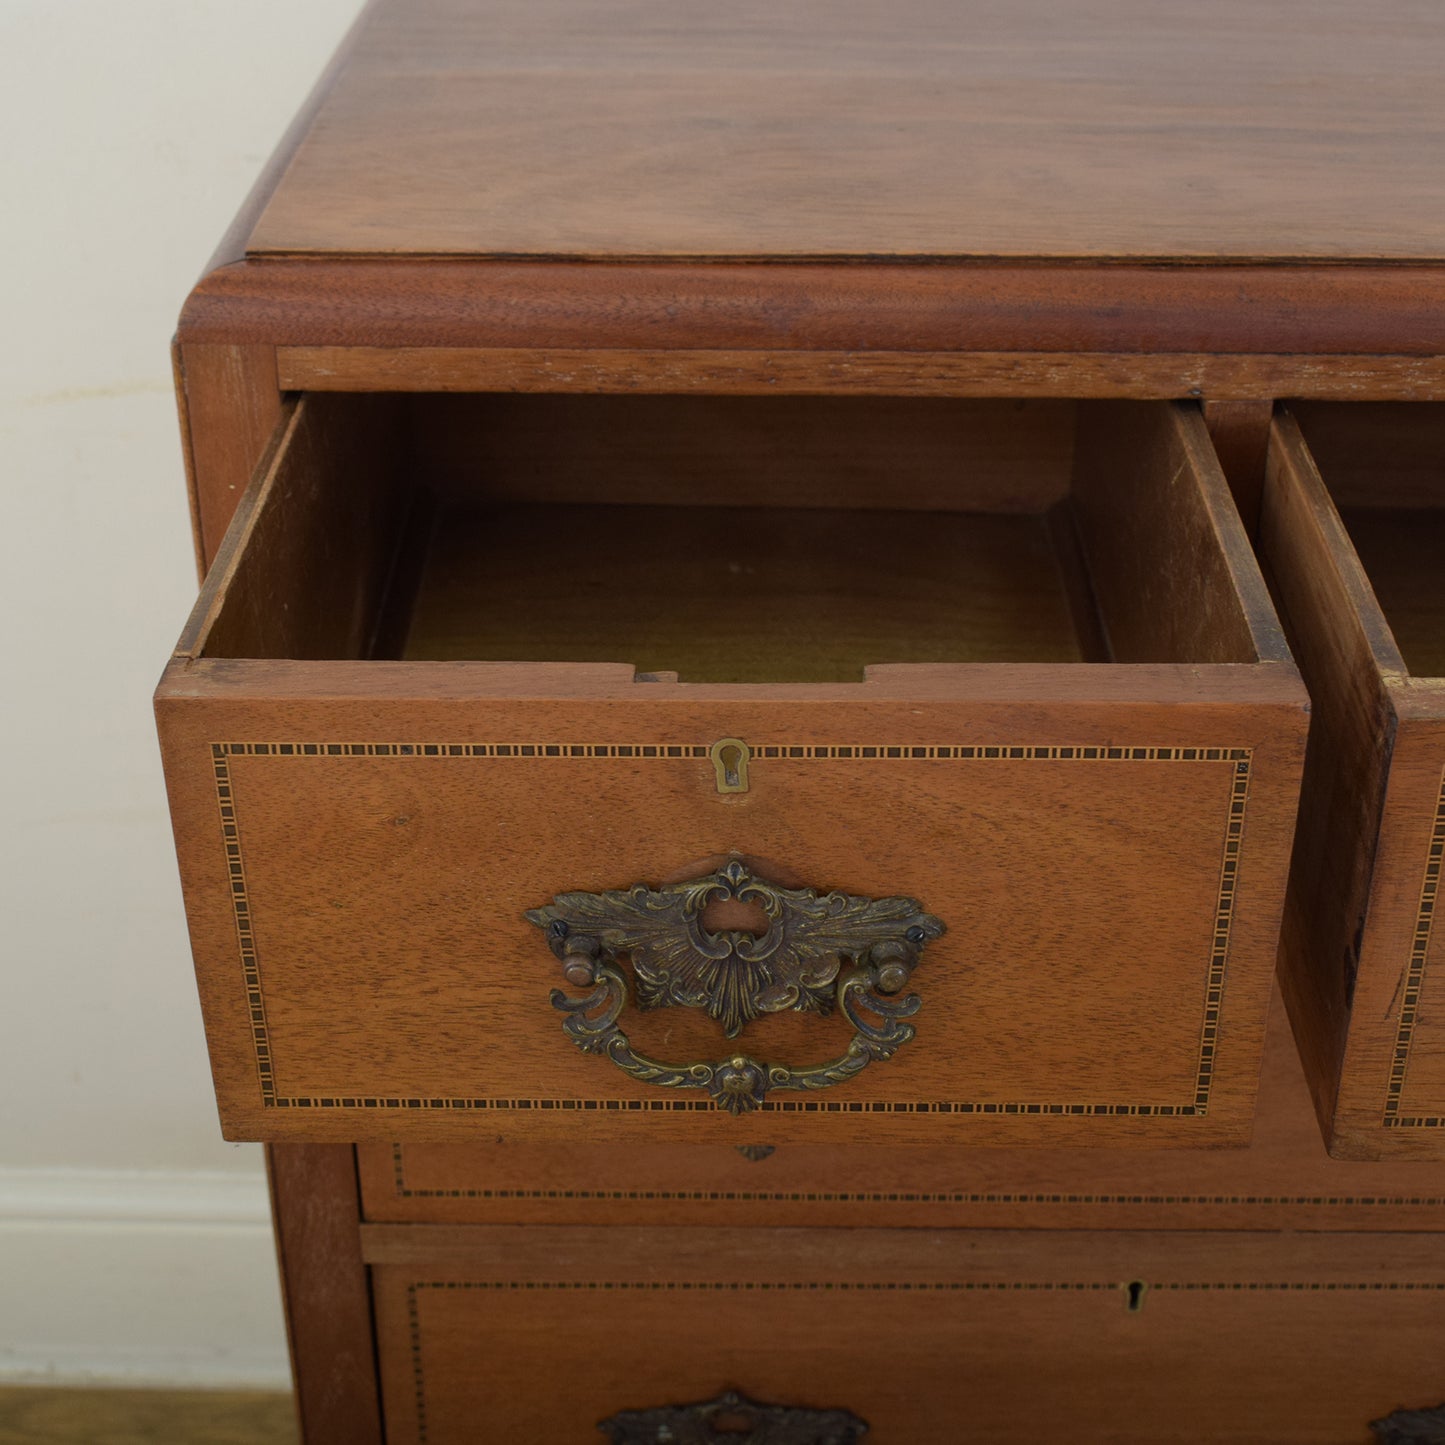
1337, 727, 1445, 1155
157, 394, 1305, 1147
356, 994, 1445, 1231
369, 1225, 1445, 1444
1262, 404, 1445, 1159
159, 688, 1301, 1147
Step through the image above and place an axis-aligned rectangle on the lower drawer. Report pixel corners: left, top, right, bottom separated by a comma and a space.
367, 1224, 1445, 1444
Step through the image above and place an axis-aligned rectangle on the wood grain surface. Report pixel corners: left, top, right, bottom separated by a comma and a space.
405, 394, 1077, 514
181, 261, 1445, 356
1334, 722, 1445, 1156
400, 504, 1090, 679
1259, 412, 1399, 1147
1262, 404, 1445, 1158
246, 0, 1445, 262
266, 1146, 381, 1445
278, 346, 1445, 403
1288, 403, 1445, 511
1204, 399, 1275, 537
173, 344, 282, 575
368, 1224, 1445, 1444
1340, 510, 1445, 679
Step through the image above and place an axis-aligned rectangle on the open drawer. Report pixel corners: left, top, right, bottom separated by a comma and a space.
1263, 402, 1445, 1159
155, 394, 1305, 1147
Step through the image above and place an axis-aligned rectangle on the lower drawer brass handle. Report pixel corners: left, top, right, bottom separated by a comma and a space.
1371, 1404, 1445, 1443
599, 1388, 869, 1443
526, 860, 945, 1114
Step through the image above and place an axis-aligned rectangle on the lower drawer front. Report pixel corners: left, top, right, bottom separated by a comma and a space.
369, 1226, 1445, 1444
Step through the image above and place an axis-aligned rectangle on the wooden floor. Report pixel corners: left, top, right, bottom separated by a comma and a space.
0, 1388, 296, 1445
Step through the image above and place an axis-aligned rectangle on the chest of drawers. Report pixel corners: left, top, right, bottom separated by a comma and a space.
160, 2, 1445, 1439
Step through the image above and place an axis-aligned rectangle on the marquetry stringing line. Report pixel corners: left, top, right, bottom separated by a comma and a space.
386, 1145, 1445, 1207
408, 1280, 1445, 1293
1192, 758, 1251, 1114
406, 1277, 428, 1444
211, 747, 276, 1105
212, 741, 1254, 763
212, 742, 1251, 1117
1384, 766, 1445, 1129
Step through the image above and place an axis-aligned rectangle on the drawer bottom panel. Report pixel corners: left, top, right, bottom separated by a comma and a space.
367, 1225, 1445, 1444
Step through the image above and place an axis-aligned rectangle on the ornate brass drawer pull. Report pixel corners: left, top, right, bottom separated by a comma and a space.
527, 859, 945, 1114
599, 1388, 868, 1443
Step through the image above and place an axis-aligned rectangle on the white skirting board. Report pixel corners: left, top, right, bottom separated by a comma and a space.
0, 1168, 292, 1388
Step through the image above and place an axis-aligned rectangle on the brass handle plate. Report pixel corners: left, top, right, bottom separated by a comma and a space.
526, 859, 945, 1114
598, 1389, 868, 1443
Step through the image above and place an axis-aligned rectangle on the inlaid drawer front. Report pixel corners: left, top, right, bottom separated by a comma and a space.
1262, 404, 1445, 1159
156, 394, 1305, 1147
367, 1224, 1445, 1445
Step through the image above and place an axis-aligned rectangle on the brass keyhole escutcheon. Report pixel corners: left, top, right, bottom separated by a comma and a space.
710, 737, 750, 793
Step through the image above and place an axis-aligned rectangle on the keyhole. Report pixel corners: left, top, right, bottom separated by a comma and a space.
720, 745, 742, 787
710, 737, 750, 793
1125, 1279, 1148, 1313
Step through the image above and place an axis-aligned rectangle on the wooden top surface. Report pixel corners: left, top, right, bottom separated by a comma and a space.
249, 0, 1445, 263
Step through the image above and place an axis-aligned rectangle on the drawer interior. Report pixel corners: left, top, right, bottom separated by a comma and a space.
1290, 401, 1445, 679
193, 394, 1273, 678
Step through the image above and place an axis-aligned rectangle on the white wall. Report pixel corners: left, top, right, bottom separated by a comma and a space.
0, 0, 364, 1386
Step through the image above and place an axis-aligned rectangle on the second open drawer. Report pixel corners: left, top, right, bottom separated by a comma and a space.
1263, 402, 1445, 1160
155, 394, 1306, 1148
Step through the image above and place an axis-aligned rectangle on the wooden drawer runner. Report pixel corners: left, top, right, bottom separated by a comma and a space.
357, 993, 1445, 1230
156, 393, 1305, 1148
1263, 403, 1445, 1158
368, 1224, 1445, 1444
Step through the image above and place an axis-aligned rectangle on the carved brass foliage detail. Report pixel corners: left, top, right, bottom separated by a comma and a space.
598, 1389, 868, 1444
527, 861, 944, 1114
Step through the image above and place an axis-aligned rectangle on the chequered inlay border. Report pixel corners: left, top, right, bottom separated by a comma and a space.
1384, 765, 1445, 1129
212, 742, 1251, 1118
400, 1279, 1445, 1445
408, 1279, 1445, 1294
387, 1144, 1445, 1208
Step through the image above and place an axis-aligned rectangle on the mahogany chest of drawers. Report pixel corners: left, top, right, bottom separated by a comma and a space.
159, 1, 1445, 1438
